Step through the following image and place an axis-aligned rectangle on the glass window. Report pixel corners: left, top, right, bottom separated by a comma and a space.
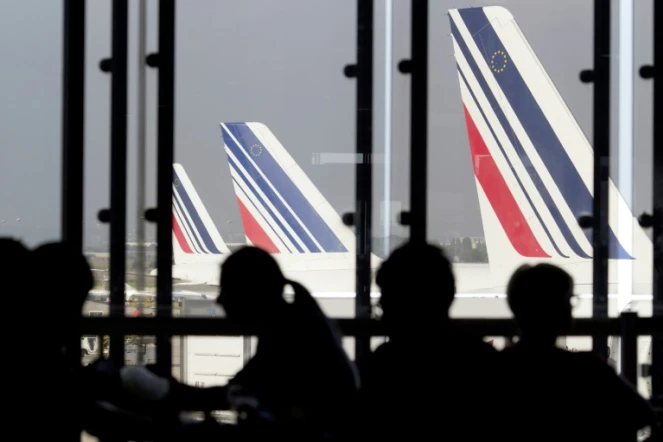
430, 2, 595, 319
0, 1, 62, 246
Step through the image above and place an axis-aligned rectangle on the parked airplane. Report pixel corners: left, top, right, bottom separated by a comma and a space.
87, 281, 210, 304
168, 162, 388, 292
157, 6, 655, 311
171, 91, 655, 298
448, 6, 654, 295
166, 140, 495, 293
448, 5, 653, 395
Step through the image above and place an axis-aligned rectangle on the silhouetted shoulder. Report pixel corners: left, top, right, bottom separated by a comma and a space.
501, 346, 654, 436
576, 351, 654, 432
361, 340, 398, 382
448, 330, 498, 358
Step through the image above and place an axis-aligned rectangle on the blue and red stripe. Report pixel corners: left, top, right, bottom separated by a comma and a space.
454, 8, 632, 260
232, 175, 289, 253
221, 123, 347, 253
463, 104, 550, 257
457, 64, 566, 258
450, 18, 590, 260
227, 156, 302, 253
172, 168, 223, 255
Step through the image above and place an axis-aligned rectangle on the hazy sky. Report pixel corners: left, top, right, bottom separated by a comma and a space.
0, 0, 655, 250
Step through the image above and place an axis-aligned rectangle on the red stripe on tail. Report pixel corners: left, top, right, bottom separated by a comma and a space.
172, 213, 193, 254
463, 105, 550, 258
236, 197, 280, 253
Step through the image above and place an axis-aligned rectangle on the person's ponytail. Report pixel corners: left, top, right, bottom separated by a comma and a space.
285, 279, 345, 347
284, 279, 316, 306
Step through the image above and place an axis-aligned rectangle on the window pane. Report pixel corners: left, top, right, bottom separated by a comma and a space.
617, 0, 653, 399
84, 0, 111, 307
170, 0, 358, 317
430, 1, 594, 316
0, 1, 62, 245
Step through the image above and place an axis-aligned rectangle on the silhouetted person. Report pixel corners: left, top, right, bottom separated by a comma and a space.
500, 263, 654, 441
30, 241, 149, 440
1, 239, 33, 428
32, 242, 94, 358
122, 246, 359, 440
360, 242, 499, 441
23, 241, 96, 439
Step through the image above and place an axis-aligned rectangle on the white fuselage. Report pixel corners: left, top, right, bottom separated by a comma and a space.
169, 258, 496, 293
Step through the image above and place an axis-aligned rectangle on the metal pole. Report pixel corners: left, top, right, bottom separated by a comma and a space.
636, 1, 662, 410
620, 311, 639, 442
61, 2, 85, 439
650, 0, 663, 405
61, 0, 85, 252
136, 0, 147, 366
620, 312, 638, 385
409, 0, 428, 243
353, 0, 374, 371
591, 0, 611, 360
136, 0, 147, 292
383, 0, 393, 255
155, 0, 175, 371
108, 0, 129, 366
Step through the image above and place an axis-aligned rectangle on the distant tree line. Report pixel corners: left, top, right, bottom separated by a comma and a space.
444, 237, 488, 263
372, 235, 488, 263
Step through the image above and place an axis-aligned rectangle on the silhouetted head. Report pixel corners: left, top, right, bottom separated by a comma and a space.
376, 242, 456, 338
217, 246, 287, 322
0, 237, 29, 265
32, 241, 94, 321
507, 263, 574, 344
0, 237, 30, 292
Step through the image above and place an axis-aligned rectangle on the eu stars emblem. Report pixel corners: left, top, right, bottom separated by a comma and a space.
250, 144, 263, 157
490, 49, 507, 73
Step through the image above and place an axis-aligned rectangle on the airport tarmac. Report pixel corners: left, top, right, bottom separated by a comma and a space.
83, 300, 171, 317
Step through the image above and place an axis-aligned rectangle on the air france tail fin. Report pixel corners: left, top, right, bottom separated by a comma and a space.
448, 6, 652, 290
172, 163, 230, 265
220, 122, 376, 264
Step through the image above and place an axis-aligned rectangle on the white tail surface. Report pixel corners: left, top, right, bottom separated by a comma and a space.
172, 163, 230, 265
219, 122, 381, 270
448, 6, 652, 293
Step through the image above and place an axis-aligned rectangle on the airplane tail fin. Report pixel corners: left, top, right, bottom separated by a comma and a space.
447, 7, 652, 289
172, 163, 230, 265
220, 122, 378, 264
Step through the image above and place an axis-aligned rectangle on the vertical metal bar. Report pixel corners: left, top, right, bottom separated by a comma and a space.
409, 0, 428, 243
136, 0, 147, 292
620, 311, 638, 442
155, 0, 175, 370
61, 0, 85, 252
651, 0, 663, 402
109, 0, 129, 366
61, 7, 86, 442
591, 0, 611, 360
619, 312, 637, 385
136, 0, 147, 367
354, 0, 374, 371
383, 0, 393, 255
